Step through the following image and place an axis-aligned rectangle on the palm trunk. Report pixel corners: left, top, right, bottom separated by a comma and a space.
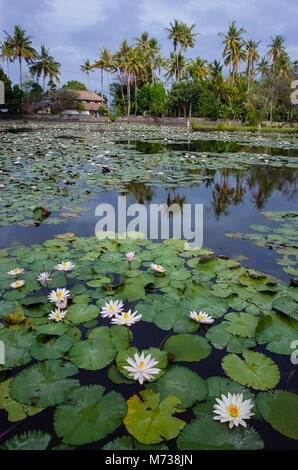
19, 56, 22, 88
107, 72, 110, 113
6, 58, 10, 78
127, 74, 131, 117
43, 72, 46, 92
134, 75, 137, 115
88, 72, 90, 91
101, 69, 103, 97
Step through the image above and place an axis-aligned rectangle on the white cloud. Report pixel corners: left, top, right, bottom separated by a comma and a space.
41, 0, 117, 31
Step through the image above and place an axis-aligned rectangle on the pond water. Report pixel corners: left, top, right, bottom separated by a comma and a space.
0, 122, 297, 451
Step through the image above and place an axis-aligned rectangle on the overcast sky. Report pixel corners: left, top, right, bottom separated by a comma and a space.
1, 0, 297, 92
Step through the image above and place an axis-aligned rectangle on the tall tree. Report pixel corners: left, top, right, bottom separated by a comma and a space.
0, 39, 12, 78
218, 21, 247, 84
187, 57, 208, 80
267, 35, 286, 65
100, 48, 115, 112
3, 25, 37, 87
245, 39, 260, 88
29, 45, 60, 91
80, 58, 93, 90
165, 19, 184, 82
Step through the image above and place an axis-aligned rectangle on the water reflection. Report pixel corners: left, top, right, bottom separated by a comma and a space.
121, 165, 297, 219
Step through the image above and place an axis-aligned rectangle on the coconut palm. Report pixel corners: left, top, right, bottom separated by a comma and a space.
267, 35, 286, 64
3, 25, 37, 87
29, 45, 61, 91
187, 57, 208, 80
80, 58, 93, 90
165, 19, 184, 81
165, 52, 185, 85
126, 47, 146, 116
0, 39, 12, 78
256, 56, 270, 79
245, 39, 260, 88
218, 21, 247, 84
148, 38, 160, 83
180, 23, 198, 59
275, 52, 291, 80
100, 48, 115, 112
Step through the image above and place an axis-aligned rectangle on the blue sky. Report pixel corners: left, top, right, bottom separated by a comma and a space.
1, 0, 297, 92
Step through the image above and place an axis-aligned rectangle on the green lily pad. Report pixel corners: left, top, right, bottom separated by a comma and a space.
222, 349, 280, 390
54, 385, 127, 445
163, 334, 211, 362
123, 389, 186, 444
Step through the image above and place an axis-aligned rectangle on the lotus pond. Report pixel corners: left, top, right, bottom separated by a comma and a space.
0, 121, 297, 451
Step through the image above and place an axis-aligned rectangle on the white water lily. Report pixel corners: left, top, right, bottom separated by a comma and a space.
10, 280, 25, 289
55, 299, 68, 309
189, 311, 214, 324
150, 263, 166, 273
37, 272, 52, 283
48, 308, 67, 322
213, 392, 255, 429
123, 352, 161, 385
110, 309, 142, 326
7, 268, 24, 276
125, 252, 135, 261
48, 288, 70, 304
100, 299, 124, 318
54, 261, 75, 271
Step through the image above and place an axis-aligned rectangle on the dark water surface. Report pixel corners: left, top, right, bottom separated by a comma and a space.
0, 134, 297, 450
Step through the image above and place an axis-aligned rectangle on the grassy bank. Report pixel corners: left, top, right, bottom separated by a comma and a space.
189, 119, 298, 133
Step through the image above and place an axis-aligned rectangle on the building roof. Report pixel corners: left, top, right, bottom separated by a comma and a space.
72, 90, 105, 102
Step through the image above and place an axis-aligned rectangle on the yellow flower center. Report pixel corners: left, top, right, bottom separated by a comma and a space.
56, 292, 62, 298
14, 269, 19, 273
124, 312, 129, 320
197, 314, 206, 321
228, 405, 239, 417
62, 262, 67, 268
109, 305, 114, 310
139, 361, 144, 369
15, 281, 21, 287
157, 265, 161, 269
55, 313, 60, 319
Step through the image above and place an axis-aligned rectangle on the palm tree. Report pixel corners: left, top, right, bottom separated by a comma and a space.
218, 21, 247, 84
165, 52, 185, 84
267, 35, 286, 64
100, 48, 115, 112
80, 58, 93, 90
256, 56, 270, 79
148, 38, 160, 83
187, 56, 208, 80
165, 19, 184, 81
3, 25, 37, 87
245, 39, 260, 88
180, 23, 198, 59
126, 47, 146, 116
29, 45, 60, 91
276, 52, 291, 79
0, 39, 12, 78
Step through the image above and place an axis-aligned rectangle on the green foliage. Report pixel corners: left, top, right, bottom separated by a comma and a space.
62, 80, 87, 90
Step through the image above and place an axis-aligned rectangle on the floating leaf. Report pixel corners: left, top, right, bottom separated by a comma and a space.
69, 338, 116, 370
10, 359, 79, 407
256, 390, 298, 440
177, 415, 264, 450
0, 431, 52, 450
54, 385, 126, 445
146, 366, 207, 408
222, 350, 280, 390
163, 334, 211, 362
123, 389, 186, 444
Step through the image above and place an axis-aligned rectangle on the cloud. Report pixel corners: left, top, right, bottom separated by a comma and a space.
41, 0, 117, 31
